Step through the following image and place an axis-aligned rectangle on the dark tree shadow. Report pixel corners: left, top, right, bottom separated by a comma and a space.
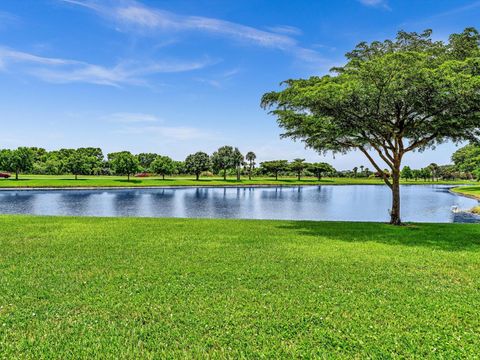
276, 221, 480, 252
114, 179, 142, 184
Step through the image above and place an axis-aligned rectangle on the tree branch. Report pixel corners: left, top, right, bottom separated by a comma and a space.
358, 146, 392, 188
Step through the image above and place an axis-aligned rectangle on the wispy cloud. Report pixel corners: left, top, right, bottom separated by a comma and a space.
60, 0, 326, 64
116, 125, 214, 141
0, 11, 19, 28
0, 46, 215, 86
195, 67, 241, 88
266, 25, 303, 36
357, 0, 390, 10
104, 112, 160, 123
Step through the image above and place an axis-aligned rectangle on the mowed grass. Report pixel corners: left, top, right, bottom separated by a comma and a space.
0, 174, 475, 188
452, 185, 480, 200
0, 217, 479, 357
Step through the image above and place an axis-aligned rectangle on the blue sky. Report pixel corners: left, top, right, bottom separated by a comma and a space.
0, 0, 479, 169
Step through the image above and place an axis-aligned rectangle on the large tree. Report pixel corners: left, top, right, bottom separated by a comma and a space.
290, 158, 307, 180
452, 144, 480, 173
150, 155, 176, 180
185, 152, 211, 180
211, 146, 235, 180
7, 147, 34, 180
109, 151, 139, 181
136, 153, 158, 171
308, 162, 335, 180
261, 160, 288, 180
261, 28, 480, 225
65, 151, 88, 180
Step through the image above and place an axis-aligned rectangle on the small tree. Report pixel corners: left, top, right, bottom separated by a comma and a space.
474, 167, 480, 181
233, 148, 244, 181
438, 165, 457, 180
412, 169, 421, 181
262, 28, 480, 225
245, 151, 256, 180
65, 151, 88, 180
401, 166, 413, 180
174, 161, 186, 175
150, 156, 176, 180
211, 146, 235, 180
308, 162, 335, 180
261, 160, 289, 180
109, 151, 139, 181
420, 168, 431, 181
8, 147, 34, 180
77, 147, 104, 175
185, 152, 211, 180
290, 158, 307, 180
136, 153, 158, 171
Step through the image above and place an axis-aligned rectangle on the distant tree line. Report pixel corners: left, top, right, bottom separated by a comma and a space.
399, 144, 480, 182
0, 146, 339, 181
1, 143, 478, 181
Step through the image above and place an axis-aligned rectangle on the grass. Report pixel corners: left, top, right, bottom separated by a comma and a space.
1, 216, 479, 357
0, 174, 475, 188
452, 185, 480, 200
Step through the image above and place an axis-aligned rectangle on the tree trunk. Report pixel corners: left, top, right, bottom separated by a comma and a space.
317, 173, 322, 181
196, 173, 199, 181
275, 172, 278, 180
249, 168, 252, 180
75, 174, 78, 180
297, 172, 301, 181
236, 167, 240, 181
128, 173, 130, 181
15, 170, 18, 180
223, 169, 227, 180
390, 168, 401, 225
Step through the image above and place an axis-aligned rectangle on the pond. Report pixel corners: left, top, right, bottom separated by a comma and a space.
0, 185, 479, 223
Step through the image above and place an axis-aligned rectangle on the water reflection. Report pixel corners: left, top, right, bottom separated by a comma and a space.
0, 185, 478, 223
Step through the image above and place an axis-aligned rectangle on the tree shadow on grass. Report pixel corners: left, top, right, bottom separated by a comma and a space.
114, 179, 143, 184
276, 221, 480, 252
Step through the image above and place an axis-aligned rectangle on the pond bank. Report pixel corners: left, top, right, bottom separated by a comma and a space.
450, 186, 480, 216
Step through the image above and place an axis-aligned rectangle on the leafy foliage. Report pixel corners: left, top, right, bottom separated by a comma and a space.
109, 151, 139, 180
262, 28, 480, 224
185, 152, 211, 180
150, 156, 176, 179
260, 160, 289, 180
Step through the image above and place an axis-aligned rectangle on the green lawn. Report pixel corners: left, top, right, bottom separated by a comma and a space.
0, 174, 475, 188
1, 216, 479, 357
452, 185, 480, 200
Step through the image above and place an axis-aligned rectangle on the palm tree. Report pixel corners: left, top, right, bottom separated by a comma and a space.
428, 163, 439, 181
245, 152, 256, 180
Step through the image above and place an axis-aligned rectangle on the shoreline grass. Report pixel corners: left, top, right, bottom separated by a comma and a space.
0, 175, 475, 189
0, 216, 479, 357
452, 185, 480, 200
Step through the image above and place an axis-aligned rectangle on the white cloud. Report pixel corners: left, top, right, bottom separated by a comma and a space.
116, 125, 214, 141
266, 25, 303, 36
358, 0, 390, 10
104, 112, 160, 123
60, 0, 326, 64
0, 11, 19, 29
0, 46, 215, 86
